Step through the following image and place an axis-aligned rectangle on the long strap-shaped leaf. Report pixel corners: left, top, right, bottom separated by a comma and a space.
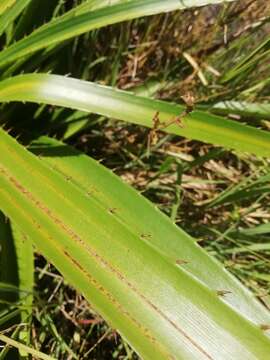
29, 136, 270, 327
0, 0, 236, 68
1, 128, 270, 360
0, 73, 270, 156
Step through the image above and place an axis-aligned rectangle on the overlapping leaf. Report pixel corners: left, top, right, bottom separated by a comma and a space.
0, 0, 236, 69
1, 129, 270, 359
0, 73, 270, 156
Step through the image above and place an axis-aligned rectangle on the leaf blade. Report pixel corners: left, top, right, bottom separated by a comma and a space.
29, 136, 270, 327
0, 73, 270, 156
1, 129, 270, 359
0, 0, 236, 68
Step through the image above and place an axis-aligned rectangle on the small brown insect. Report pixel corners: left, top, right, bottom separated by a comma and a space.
108, 207, 117, 215
260, 324, 270, 331
140, 233, 152, 240
175, 259, 189, 266
216, 289, 232, 297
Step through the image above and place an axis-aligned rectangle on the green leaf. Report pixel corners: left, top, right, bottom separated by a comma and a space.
0, 334, 56, 360
0, 213, 17, 297
59, 0, 130, 17
221, 36, 270, 83
0, 0, 236, 68
29, 135, 270, 326
10, 223, 33, 350
1, 128, 270, 360
0, 0, 16, 16
0, 213, 33, 315
1, 73, 270, 156
0, 0, 31, 37
207, 101, 270, 120
239, 223, 270, 236
0, 213, 34, 357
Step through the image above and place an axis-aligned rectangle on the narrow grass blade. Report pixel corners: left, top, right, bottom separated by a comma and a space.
0, 215, 33, 312
13, 1, 62, 41
205, 101, 270, 120
1, 73, 270, 156
208, 172, 270, 208
0, 308, 21, 327
0, 335, 56, 360
0, 213, 18, 306
239, 223, 270, 236
216, 243, 270, 255
0, 213, 34, 354
0, 0, 31, 37
222, 36, 270, 83
0, 326, 21, 360
1, 129, 270, 359
10, 223, 34, 349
